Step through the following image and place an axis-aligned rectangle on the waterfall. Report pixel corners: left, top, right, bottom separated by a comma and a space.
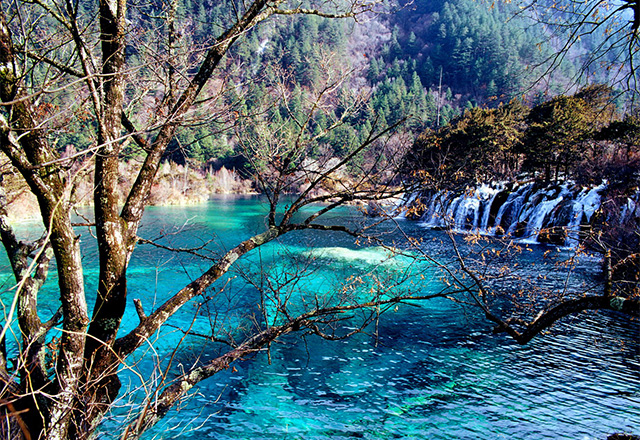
479, 188, 499, 230
621, 191, 639, 224
564, 184, 605, 247
417, 184, 503, 232
518, 186, 569, 243
405, 181, 610, 246
491, 183, 533, 235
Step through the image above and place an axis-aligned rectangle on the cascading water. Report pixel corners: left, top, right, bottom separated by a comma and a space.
417, 184, 504, 232
406, 181, 614, 246
621, 191, 639, 224
491, 183, 534, 235
517, 186, 570, 243
564, 184, 605, 247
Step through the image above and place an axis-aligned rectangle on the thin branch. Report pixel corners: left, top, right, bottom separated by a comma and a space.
136, 236, 218, 262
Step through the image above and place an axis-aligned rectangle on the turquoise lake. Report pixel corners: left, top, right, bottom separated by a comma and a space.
2, 196, 639, 439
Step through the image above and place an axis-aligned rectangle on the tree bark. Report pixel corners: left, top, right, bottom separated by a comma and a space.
490, 295, 640, 344
0, 10, 88, 438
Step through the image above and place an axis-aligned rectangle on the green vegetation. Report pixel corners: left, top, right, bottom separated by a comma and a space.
159, 0, 629, 169
43, 0, 627, 175
388, 0, 547, 104
406, 84, 638, 188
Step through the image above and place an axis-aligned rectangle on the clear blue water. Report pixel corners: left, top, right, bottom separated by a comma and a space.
1, 196, 639, 439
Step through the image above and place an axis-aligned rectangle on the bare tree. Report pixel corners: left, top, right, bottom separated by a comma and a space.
517, 0, 640, 94
404, 226, 640, 346
0, 0, 436, 438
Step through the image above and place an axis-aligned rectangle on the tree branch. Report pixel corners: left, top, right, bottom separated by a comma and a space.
490, 295, 640, 344
114, 226, 283, 357
120, 0, 278, 229
120, 290, 449, 438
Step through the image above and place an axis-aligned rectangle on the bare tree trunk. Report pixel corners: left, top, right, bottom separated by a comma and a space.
0, 0, 381, 437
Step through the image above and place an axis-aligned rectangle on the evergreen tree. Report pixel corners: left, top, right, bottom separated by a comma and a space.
523, 95, 591, 181
367, 57, 381, 82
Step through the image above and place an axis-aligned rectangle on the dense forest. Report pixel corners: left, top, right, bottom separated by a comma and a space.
49, 0, 622, 171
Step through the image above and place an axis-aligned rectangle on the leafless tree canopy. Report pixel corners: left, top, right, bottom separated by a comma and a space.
0, 0, 419, 438
517, 0, 640, 94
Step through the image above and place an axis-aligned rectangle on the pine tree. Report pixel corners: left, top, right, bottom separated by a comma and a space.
367, 57, 381, 83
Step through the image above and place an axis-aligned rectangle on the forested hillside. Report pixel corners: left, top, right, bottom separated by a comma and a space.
4, 0, 631, 209
50, 0, 602, 170
385, 0, 546, 102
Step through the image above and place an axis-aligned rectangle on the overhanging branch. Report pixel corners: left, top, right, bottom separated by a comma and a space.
490, 295, 640, 344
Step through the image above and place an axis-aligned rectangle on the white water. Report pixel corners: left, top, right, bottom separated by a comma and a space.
409, 182, 619, 246
518, 186, 569, 243
419, 184, 503, 233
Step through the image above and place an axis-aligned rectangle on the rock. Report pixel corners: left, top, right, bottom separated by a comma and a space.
487, 189, 510, 229
607, 434, 640, 440
543, 197, 574, 229
513, 221, 527, 238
